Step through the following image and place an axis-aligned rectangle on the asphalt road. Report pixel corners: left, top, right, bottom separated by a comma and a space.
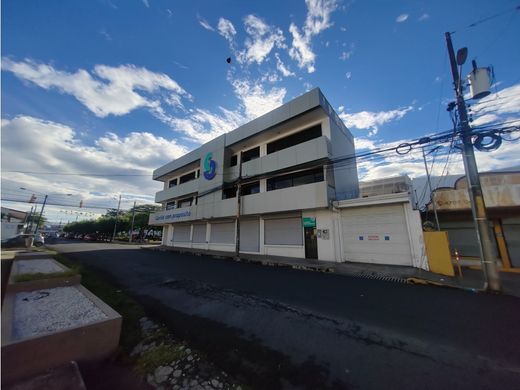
50, 241, 520, 389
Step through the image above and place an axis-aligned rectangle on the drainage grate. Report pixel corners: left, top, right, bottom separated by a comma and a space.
352, 272, 408, 284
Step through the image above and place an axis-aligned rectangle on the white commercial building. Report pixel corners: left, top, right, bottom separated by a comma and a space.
150, 88, 428, 269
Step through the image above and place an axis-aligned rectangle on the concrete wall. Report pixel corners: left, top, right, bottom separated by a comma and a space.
329, 117, 359, 200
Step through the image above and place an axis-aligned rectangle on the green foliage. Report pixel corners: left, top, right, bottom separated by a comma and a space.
63, 204, 161, 240
14, 268, 79, 282
135, 344, 186, 375
54, 254, 145, 352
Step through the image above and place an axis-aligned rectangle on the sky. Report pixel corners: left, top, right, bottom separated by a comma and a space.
1, 0, 519, 224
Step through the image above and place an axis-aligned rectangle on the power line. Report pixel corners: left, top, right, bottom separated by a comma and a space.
1, 170, 152, 177
466, 5, 520, 28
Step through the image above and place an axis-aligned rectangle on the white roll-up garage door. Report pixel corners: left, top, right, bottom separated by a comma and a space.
241, 218, 260, 252
192, 223, 207, 243
173, 224, 191, 242
341, 204, 413, 266
210, 221, 235, 244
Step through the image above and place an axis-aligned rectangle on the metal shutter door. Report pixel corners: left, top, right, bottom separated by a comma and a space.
341, 204, 413, 266
241, 219, 259, 252
173, 224, 191, 242
192, 224, 206, 243
502, 218, 520, 267
210, 222, 235, 243
265, 217, 303, 245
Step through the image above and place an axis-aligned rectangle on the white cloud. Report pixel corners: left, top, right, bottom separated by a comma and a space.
345, 71, 352, 80
198, 15, 215, 32
217, 18, 236, 42
1, 116, 188, 214
237, 15, 285, 65
142, 0, 150, 8
2, 58, 190, 117
338, 105, 413, 135
339, 50, 353, 60
289, 0, 338, 73
275, 53, 295, 77
396, 14, 409, 23
418, 13, 429, 21
470, 83, 520, 126
231, 79, 286, 119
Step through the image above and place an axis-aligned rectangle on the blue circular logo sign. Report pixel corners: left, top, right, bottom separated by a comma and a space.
203, 152, 217, 180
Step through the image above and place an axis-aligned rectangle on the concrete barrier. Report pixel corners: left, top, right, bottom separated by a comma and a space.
1, 285, 121, 385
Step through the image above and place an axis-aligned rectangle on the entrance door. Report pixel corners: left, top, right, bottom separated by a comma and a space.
304, 227, 318, 259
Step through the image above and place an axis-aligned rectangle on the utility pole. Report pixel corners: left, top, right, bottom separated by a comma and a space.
34, 195, 48, 234
445, 32, 500, 292
235, 152, 242, 260
112, 194, 122, 242
422, 147, 440, 230
129, 201, 136, 243
25, 206, 34, 233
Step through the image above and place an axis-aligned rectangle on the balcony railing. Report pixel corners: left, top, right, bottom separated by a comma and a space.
155, 178, 199, 203
223, 136, 330, 182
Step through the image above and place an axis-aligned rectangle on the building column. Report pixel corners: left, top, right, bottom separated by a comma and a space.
493, 219, 512, 269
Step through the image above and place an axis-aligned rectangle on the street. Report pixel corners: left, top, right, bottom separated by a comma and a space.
50, 241, 520, 389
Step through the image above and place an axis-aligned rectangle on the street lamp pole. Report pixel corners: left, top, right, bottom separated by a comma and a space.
33, 195, 48, 234
422, 146, 441, 230
112, 194, 122, 242
445, 32, 500, 292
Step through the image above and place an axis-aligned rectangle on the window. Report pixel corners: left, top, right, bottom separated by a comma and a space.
166, 201, 176, 210
241, 181, 260, 196
177, 197, 193, 208
230, 155, 238, 167
267, 168, 324, 191
179, 171, 196, 184
242, 147, 260, 162
168, 178, 178, 188
267, 124, 322, 155
222, 186, 237, 199
196, 169, 200, 178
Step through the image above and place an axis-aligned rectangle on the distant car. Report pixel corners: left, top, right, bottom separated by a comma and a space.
1, 233, 44, 248
83, 234, 97, 241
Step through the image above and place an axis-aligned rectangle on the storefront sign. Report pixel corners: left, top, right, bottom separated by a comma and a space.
302, 217, 316, 228
154, 210, 191, 222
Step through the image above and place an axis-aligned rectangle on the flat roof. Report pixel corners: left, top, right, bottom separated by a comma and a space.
153, 88, 347, 180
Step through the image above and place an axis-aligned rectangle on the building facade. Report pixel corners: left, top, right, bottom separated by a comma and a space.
150, 88, 359, 261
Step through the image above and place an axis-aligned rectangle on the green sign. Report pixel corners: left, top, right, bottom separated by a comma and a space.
302, 217, 316, 228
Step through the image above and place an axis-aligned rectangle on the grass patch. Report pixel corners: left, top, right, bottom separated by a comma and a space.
135, 344, 185, 375
54, 253, 145, 353
14, 268, 79, 283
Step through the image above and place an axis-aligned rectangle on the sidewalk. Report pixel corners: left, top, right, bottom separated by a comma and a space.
147, 246, 520, 298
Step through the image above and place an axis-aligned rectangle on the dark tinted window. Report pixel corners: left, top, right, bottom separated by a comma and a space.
222, 186, 237, 199
230, 155, 238, 167
267, 168, 324, 191
166, 201, 176, 210
242, 147, 260, 162
168, 178, 178, 188
178, 197, 193, 207
179, 171, 196, 184
267, 124, 321, 155
241, 181, 260, 196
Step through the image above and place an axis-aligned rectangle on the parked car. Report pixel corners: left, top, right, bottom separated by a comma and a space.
1, 233, 45, 248
83, 234, 97, 241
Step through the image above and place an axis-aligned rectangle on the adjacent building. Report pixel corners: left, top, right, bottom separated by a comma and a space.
150, 88, 359, 261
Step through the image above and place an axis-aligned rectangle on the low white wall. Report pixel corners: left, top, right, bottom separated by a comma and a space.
264, 245, 305, 258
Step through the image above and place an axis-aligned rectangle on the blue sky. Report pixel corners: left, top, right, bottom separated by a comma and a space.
2, 0, 519, 223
